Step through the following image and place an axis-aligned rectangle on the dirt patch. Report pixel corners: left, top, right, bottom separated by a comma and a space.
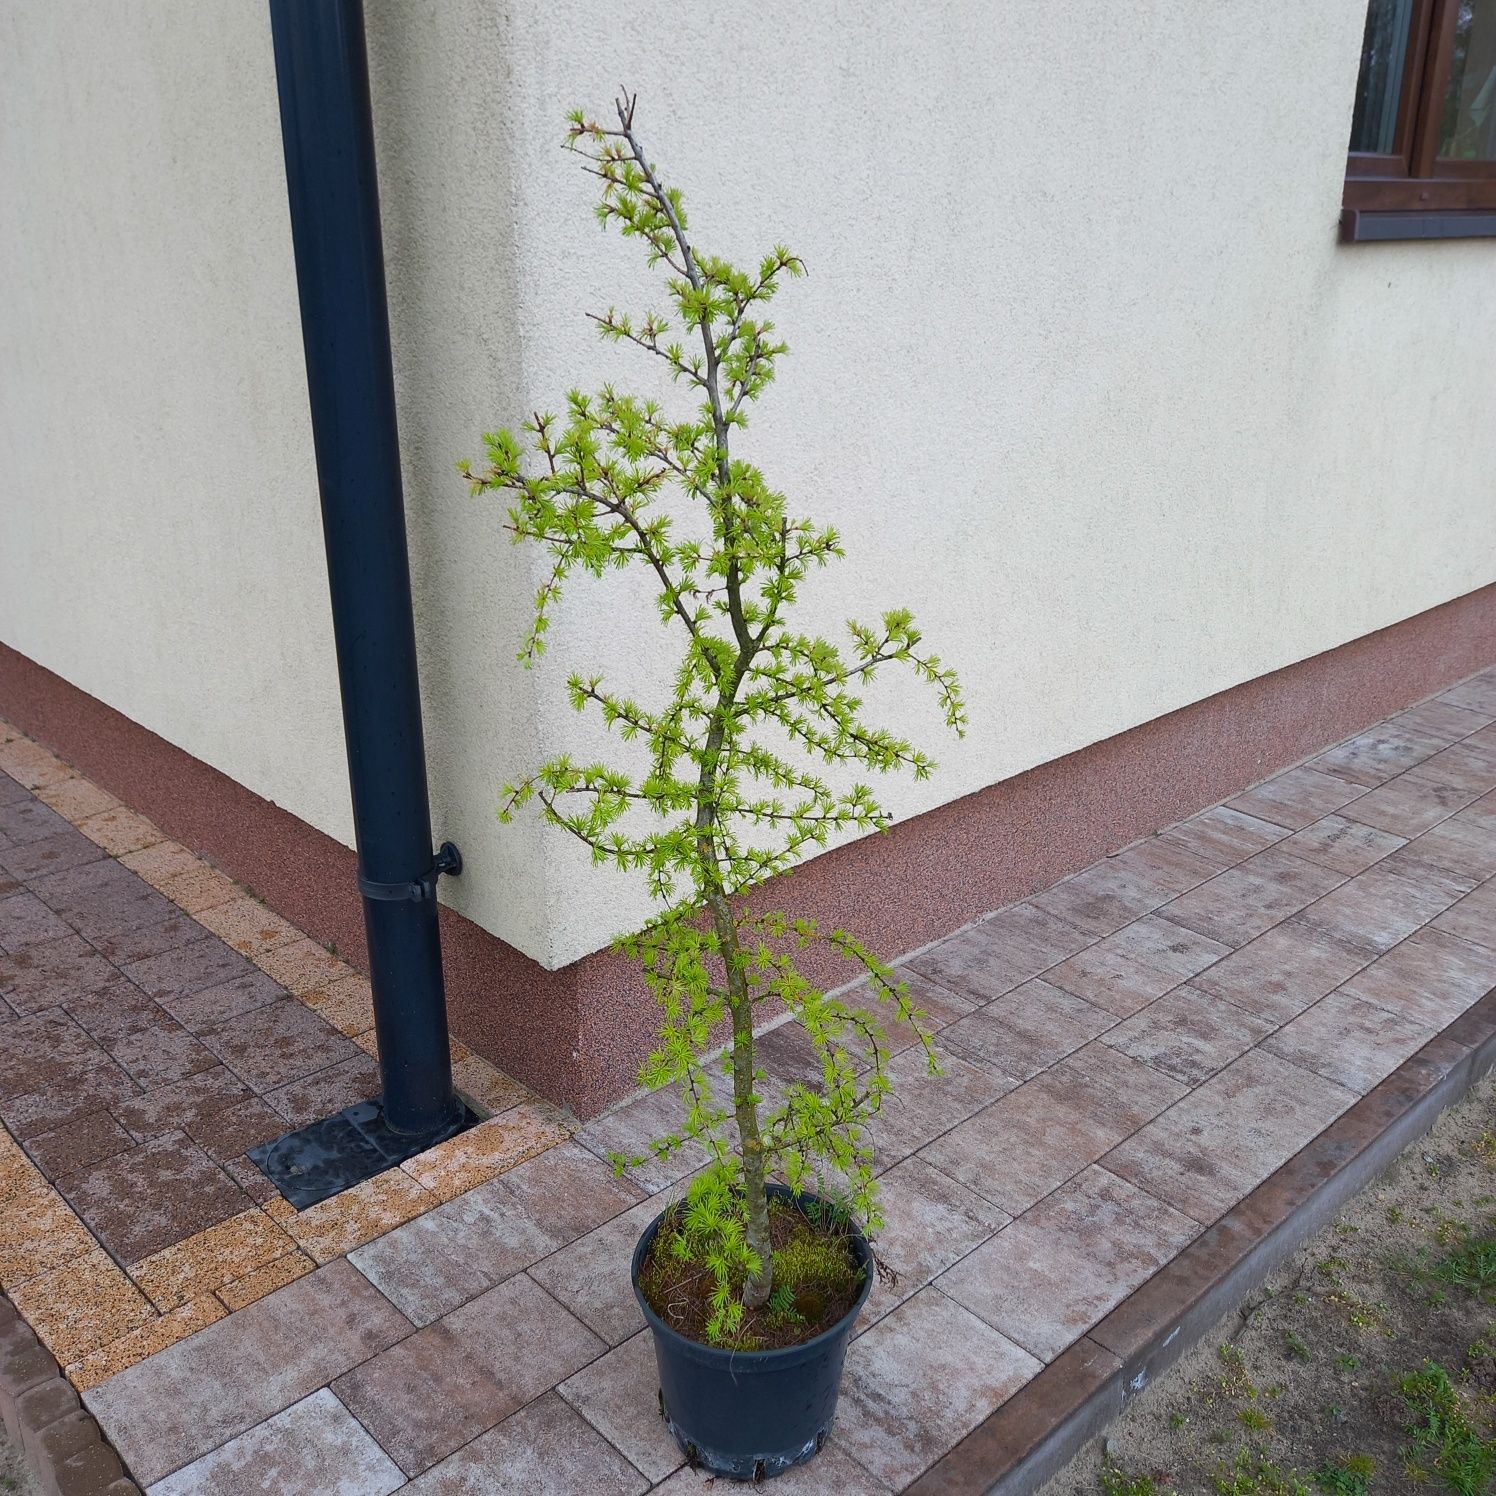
0, 1419, 42, 1496
1045, 1076, 1496, 1495
639, 1196, 865, 1351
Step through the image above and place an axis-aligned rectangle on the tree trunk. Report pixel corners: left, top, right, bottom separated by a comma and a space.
708, 888, 774, 1308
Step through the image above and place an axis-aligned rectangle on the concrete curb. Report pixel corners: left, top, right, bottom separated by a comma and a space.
0, 1296, 139, 1496
907, 985, 1496, 1496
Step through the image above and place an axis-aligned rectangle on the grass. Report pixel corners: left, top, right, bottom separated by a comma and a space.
1398, 1360, 1496, 1495
1431, 1239, 1496, 1301
1309, 1453, 1373, 1494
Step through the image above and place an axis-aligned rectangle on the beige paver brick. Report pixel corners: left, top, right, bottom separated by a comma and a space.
192, 897, 301, 958
0, 736, 72, 790
36, 776, 120, 823
10, 1246, 156, 1365
451, 1054, 530, 1117
66, 1297, 226, 1392
303, 974, 376, 1036
255, 937, 349, 996
119, 841, 200, 888
74, 806, 165, 856
128, 1209, 296, 1311
399, 1104, 572, 1203
0, 1178, 99, 1289
215, 1249, 316, 1312
284, 1169, 438, 1264
151, 865, 239, 918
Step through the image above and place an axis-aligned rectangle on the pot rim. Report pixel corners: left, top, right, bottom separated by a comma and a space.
630, 1181, 875, 1365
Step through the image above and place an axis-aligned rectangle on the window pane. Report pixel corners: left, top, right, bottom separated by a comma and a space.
1439, 0, 1496, 158
1350, 0, 1416, 153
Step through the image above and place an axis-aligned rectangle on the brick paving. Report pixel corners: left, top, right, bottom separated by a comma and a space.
0, 721, 566, 1405
5, 667, 1496, 1492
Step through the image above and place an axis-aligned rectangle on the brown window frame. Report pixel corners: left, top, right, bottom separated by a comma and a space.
1344, 0, 1496, 212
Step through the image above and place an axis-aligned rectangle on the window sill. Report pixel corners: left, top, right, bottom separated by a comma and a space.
1340, 208, 1496, 242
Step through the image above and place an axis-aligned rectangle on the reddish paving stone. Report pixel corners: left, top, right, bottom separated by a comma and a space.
200, 998, 360, 1095
1103, 1049, 1358, 1224
1046, 915, 1230, 1018
1162, 849, 1345, 949
1392, 697, 1494, 741
403, 1393, 650, 1496
265, 1052, 382, 1126
836, 1287, 1040, 1489
333, 1273, 604, 1476
937, 1166, 1200, 1361
1388, 815, 1496, 886
82, 1260, 412, 1487
905, 903, 1094, 1003
146, 1388, 404, 1496
866, 1044, 1016, 1171
1299, 863, 1467, 954
1190, 916, 1372, 1024
556, 1330, 683, 1483
1262, 990, 1435, 1094
1341, 767, 1487, 839
1102, 985, 1275, 1085
112, 1065, 252, 1142
920, 1043, 1187, 1214
861, 1156, 1009, 1326
1225, 766, 1364, 831
527, 1194, 666, 1347
0, 799, 73, 847
1, 1074, 138, 1142
1156, 806, 1289, 869
1025, 859, 1178, 939
59, 1129, 250, 1264
64, 975, 173, 1044
0, 772, 31, 805
1433, 876, 1496, 949
350, 1142, 642, 1326
854, 968, 977, 1043
186, 1096, 289, 1161
21, 1111, 134, 1181
1277, 815, 1405, 876
104, 1020, 218, 1090
941, 978, 1114, 1084
1105, 836, 1229, 895
1441, 669, 1496, 716
164, 968, 287, 1034
576, 1085, 711, 1194
120, 937, 256, 1002
1413, 740, 1496, 793
0, 829, 105, 882
0, 1009, 136, 1116
89, 914, 206, 966
0, 935, 120, 1012
1338, 926, 1496, 1028
1311, 724, 1447, 788
30, 859, 177, 942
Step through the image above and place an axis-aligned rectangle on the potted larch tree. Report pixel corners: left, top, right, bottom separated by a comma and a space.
463, 91, 966, 1481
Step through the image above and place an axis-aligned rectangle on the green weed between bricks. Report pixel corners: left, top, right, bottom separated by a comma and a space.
463, 91, 965, 1345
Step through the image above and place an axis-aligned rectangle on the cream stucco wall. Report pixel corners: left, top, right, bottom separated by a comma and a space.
3, 1, 1494, 970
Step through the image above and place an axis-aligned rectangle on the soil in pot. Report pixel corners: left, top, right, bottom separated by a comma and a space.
638, 1195, 866, 1350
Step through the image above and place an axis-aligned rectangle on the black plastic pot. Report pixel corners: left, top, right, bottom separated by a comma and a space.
631, 1183, 874, 1481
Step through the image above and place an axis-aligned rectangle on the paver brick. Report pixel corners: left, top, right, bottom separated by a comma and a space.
199, 998, 359, 1095
904, 903, 1094, 1003
1161, 848, 1344, 949
333, 1273, 604, 1476
83, 1260, 412, 1487
1225, 766, 1364, 831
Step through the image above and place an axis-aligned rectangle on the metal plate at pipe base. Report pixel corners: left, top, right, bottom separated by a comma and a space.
247, 1097, 476, 1210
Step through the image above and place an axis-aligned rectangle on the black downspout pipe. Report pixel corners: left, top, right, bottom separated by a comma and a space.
267, 0, 461, 1139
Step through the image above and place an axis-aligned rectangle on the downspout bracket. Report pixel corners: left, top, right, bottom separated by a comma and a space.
358, 841, 464, 903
